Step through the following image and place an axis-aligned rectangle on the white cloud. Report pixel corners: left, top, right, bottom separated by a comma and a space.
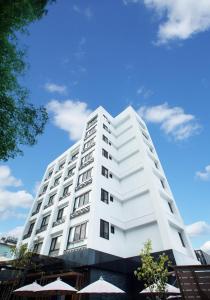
196, 165, 210, 181
186, 221, 210, 237
0, 165, 22, 188
73, 5, 93, 20
138, 103, 201, 140
201, 241, 210, 254
123, 0, 210, 44
137, 85, 153, 99
47, 99, 92, 140
44, 83, 67, 94
1, 226, 24, 239
0, 165, 33, 220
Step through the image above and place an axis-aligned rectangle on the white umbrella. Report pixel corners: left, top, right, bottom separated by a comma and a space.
13, 281, 42, 297
140, 283, 180, 295
77, 276, 125, 294
167, 296, 182, 299
37, 277, 77, 295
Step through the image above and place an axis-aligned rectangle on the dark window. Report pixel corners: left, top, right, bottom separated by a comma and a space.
72, 152, 79, 160
43, 185, 48, 193
68, 167, 75, 176
59, 162, 65, 170
154, 161, 159, 169
111, 225, 115, 234
109, 141, 111, 146
48, 170, 53, 178
63, 185, 70, 196
48, 194, 55, 204
49, 236, 61, 255
110, 195, 114, 202
100, 219, 109, 240
54, 176, 61, 185
142, 131, 149, 140
87, 116, 97, 129
41, 215, 50, 228
101, 189, 109, 204
160, 179, 165, 189
74, 191, 90, 211
109, 173, 113, 178
33, 242, 43, 254
109, 155, 112, 160
103, 124, 108, 131
102, 166, 108, 178
102, 149, 108, 159
168, 202, 173, 214
178, 232, 185, 247
57, 208, 64, 220
28, 223, 35, 234
36, 202, 41, 213
102, 135, 108, 144
73, 223, 87, 241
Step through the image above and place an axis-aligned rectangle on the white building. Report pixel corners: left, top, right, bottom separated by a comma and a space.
19, 106, 198, 265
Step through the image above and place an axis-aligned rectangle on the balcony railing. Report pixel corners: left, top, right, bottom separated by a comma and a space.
81, 142, 95, 154
59, 192, 70, 201
75, 178, 92, 191
44, 202, 53, 209
84, 128, 97, 140
23, 232, 32, 240
64, 173, 74, 181
36, 225, 47, 234
70, 205, 90, 219
31, 210, 39, 216
79, 158, 94, 170
52, 217, 65, 227
86, 118, 97, 129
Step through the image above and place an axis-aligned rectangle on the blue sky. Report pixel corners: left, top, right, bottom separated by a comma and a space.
1, 0, 210, 253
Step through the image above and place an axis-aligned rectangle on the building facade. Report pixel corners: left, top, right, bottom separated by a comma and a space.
19, 106, 198, 265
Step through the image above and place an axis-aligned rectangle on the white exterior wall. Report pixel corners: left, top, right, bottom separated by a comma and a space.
19, 106, 198, 265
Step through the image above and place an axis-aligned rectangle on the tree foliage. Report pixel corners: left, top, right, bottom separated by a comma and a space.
0, 0, 54, 161
10, 244, 34, 269
134, 240, 171, 299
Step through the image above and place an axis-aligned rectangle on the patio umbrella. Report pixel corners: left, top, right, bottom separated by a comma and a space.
140, 283, 180, 295
13, 281, 42, 297
37, 277, 77, 296
77, 276, 125, 294
167, 296, 182, 299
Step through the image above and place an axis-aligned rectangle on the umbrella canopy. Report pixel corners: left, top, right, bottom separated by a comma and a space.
77, 276, 125, 294
37, 277, 77, 295
140, 283, 180, 295
13, 281, 42, 296
167, 296, 182, 299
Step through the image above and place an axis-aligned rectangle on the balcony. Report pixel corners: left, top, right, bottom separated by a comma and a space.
75, 178, 92, 191
36, 225, 47, 234
64, 173, 74, 181
82, 142, 95, 154
38, 191, 46, 197
79, 158, 94, 170
59, 192, 70, 201
70, 205, 90, 219
50, 182, 59, 190
84, 128, 97, 141
31, 210, 39, 216
52, 217, 65, 227
86, 118, 97, 129
44, 202, 53, 209
23, 232, 32, 240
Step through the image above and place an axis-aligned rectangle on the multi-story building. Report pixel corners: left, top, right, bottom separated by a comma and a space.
19, 106, 198, 265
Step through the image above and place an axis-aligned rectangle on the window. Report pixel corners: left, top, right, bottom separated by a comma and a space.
160, 179, 165, 189
73, 191, 90, 211
48, 194, 56, 204
87, 115, 97, 129
33, 242, 43, 254
100, 219, 109, 240
72, 152, 79, 161
41, 215, 50, 229
111, 225, 115, 234
28, 222, 35, 234
57, 207, 64, 221
142, 131, 149, 140
178, 232, 185, 247
84, 138, 95, 150
168, 202, 174, 214
149, 147, 154, 153
102, 135, 108, 144
49, 235, 62, 255
63, 185, 71, 196
67, 222, 88, 245
68, 166, 75, 176
36, 202, 42, 213
48, 170, 53, 178
109, 155, 112, 160
154, 161, 159, 169
85, 126, 96, 138
109, 173, 113, 178
102, 149, 108, 159
81, 151, 93, 165
101, 166, 108, 178
78, 168, 92, 185
110, 195, 114, 202
59, 162, 65, 170
103, 123, 109, 132
43, 185, 48, 193
101, 189, 109, 204
54, 176, 61, 186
